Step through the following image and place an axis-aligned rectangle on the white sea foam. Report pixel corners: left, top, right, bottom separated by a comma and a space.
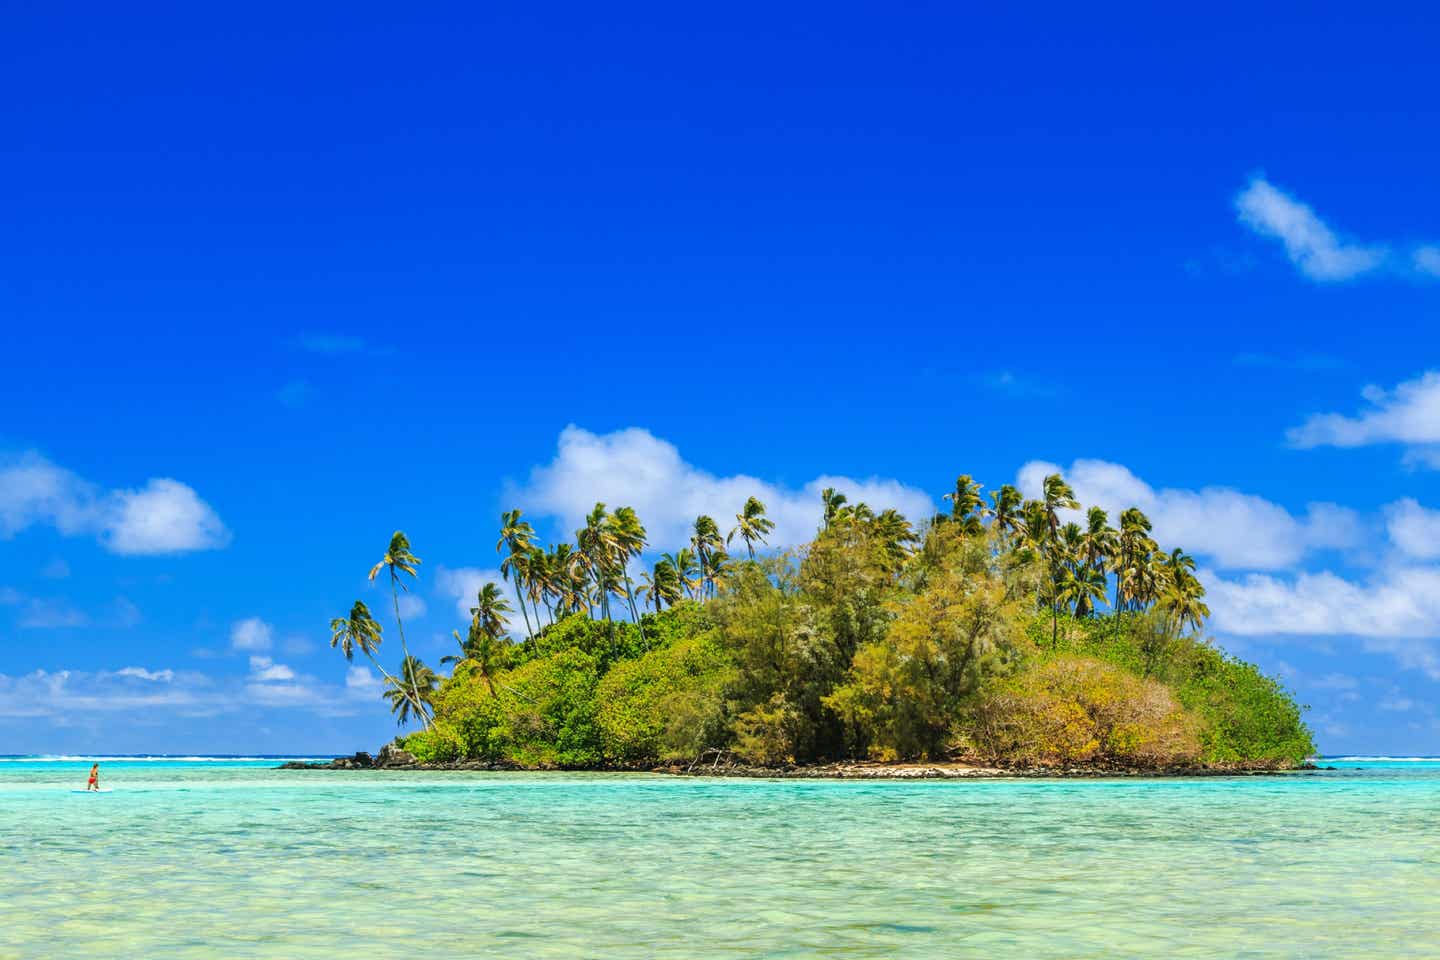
0, 755, 332, 763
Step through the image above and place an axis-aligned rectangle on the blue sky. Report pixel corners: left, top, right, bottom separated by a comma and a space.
3, 4, 1440, 754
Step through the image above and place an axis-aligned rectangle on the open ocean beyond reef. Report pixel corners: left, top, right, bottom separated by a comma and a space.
3, 757, 1437, 958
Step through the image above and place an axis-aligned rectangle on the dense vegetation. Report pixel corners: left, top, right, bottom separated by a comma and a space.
330, 475, 1314, 770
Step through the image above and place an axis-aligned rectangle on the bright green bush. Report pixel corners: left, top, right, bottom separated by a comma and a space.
595, 632, 734, 763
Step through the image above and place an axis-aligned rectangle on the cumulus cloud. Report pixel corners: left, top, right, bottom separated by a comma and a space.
248, 656, 296, 682
345, 665, 382, 692
0, 452, 229, 555
230, 617, 274, 652
0, 668, 211, 718
1384, 499, 1440, 560
1235, 177, 1385, 281
511, 426, 936, 553
396, 594, 427, 620
1287, 371, 1440, 466
0, 660, 381, 719
116, 667, 174, 682
1016, 458, 1360, 570
433, 566, 546, 635
1204, 566, 1440, 679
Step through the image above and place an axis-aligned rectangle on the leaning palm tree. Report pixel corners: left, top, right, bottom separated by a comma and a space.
690, 515, 724, 599
330, 600, 419, 714
728, 496, 776, 558
820, 487, 848, 530
639, 556, 683, 611
469, 582, 513, 640
497, 510, 539, 642
1058, 563, 1108, 620
609, 506, 648, 639
383, 656, 438, 727
443, 586, 512, 694
575, 503, 618, 621
944, 475, 987, 536
988, 484, 1024, 544
1157, 548, 1210, 634
1040, 474, 1080, 540
873, 507, 918, 572
664, 549, 701, 600
368, 531, 430, 730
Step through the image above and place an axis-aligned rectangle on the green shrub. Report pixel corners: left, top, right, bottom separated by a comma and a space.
962, 655, 1201, 764
595, 631, 734, 763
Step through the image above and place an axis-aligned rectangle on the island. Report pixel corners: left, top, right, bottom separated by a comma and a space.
300, 473, 1314, 776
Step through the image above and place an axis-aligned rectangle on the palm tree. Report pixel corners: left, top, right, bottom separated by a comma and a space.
690, 515, 724, 598
944, 475, 987, 536
545, 543, 583, 617
873, 507, 918, 571
664, 548, 701, 600
1157, 548, 1210, 634
470, 582, 513, 640
576, 503, 617, 621
383, 656, 438, 727
1040, 474, 1080, 540
330, 600, 417, 713
989, 484, 1024, 544
820, 487, 848, 530
1113, 508, 1157, 637
1079, 507, 1117, 585
1058, 563, 1108, 619
368, 531, 430, 730
610, 506, 648, 636
639, 557, 683, 611
443, 584, 513, 693
497, 510, 539, 642
728, 496, 775, 558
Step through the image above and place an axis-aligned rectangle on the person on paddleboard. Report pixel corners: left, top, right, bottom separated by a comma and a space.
86, 762, 100, 792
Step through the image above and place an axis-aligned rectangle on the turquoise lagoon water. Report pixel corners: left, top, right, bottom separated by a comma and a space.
3, 758, 1438, 958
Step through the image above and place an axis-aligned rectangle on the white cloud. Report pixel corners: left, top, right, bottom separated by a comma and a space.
0, 660, 378, 719
397, 594, 427, 620
230, 617, 274, 652
0, 668, 211, 717
1016, 458, 1360, 570
1384, 499, 1440, 560
103, 478, 231, 555
1204, 566, 1440, 679
248, 656, 296, 682
1235, 177, 1385, 281
116, 667, 174, 682
433, 566, 547, 635
345, 665, 382, 692
0, 452, 229, 556
512, 425, 936, 552
1287, 371, 1440, 467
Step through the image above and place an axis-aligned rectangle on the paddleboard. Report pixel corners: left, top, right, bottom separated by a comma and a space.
71, 788, 113, 794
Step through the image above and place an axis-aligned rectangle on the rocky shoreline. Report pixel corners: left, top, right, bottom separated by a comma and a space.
279, 744, 1324, 778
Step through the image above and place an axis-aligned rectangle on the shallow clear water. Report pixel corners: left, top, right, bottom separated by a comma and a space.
3, 758, 1438, 958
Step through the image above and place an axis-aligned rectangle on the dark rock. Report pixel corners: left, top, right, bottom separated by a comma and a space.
376, 742, 418, 768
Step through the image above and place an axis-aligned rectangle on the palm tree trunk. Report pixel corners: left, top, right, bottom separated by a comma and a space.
509, 565, 537, 644
390, 572, 431, 730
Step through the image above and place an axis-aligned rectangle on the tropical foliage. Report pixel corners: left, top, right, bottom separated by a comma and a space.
330, 476, 1313, 769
